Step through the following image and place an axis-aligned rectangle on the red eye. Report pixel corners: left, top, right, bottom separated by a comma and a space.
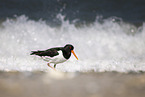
69, 47, 71, 49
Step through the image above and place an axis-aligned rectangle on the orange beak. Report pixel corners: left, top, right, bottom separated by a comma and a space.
71, 50, 78, 60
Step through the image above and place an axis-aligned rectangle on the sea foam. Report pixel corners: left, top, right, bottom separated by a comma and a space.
0, 15, 145, 72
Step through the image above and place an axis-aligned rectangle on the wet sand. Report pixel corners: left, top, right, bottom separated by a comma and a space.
0, 71, 145, 97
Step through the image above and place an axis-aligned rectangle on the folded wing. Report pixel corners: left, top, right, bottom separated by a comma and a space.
30, 48, 62, 57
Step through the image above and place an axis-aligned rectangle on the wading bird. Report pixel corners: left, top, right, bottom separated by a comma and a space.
30, 44, 78, 70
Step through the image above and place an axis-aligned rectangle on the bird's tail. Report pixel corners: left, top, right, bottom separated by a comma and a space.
30, 51, 37, 55
30, 51, 43, 55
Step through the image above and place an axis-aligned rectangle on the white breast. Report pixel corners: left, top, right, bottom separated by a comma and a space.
42, 50, 67, 64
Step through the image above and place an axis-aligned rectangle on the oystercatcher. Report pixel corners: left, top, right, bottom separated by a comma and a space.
30, 44, 78, 70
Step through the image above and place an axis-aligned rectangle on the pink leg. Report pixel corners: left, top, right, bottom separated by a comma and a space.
47, 63, 56, 71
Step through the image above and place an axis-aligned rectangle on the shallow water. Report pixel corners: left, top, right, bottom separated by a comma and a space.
0, 72, 145, 97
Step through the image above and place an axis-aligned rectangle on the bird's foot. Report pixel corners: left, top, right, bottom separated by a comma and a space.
47, 63, 56, 71
54, 64, 56, 68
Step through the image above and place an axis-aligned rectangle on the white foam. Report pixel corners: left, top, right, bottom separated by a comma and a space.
0, 15, 145, 72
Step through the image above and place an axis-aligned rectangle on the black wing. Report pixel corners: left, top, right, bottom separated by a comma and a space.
30, 47, 63, 57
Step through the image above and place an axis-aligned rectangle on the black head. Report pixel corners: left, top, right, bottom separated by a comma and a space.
63, 44, 78, 60
64, 44, 74, 51
62, 44, 74, 59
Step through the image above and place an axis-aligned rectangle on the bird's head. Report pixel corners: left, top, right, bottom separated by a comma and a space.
64, 44, 78, 60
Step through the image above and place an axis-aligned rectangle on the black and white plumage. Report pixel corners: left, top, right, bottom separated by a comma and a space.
30, 44, 78, 70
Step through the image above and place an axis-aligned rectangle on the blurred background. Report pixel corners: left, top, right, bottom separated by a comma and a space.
0, 0, 145, 72
0, 0, 145, 97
